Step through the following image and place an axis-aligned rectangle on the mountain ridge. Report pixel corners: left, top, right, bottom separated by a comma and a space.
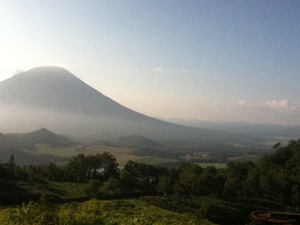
167, 119, 300, 139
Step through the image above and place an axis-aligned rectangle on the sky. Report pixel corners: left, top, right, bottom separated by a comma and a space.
0, 0, 300, 125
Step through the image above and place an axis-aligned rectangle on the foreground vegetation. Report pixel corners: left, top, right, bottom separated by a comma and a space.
1, 140, 300, 224
0, 199, 215, 225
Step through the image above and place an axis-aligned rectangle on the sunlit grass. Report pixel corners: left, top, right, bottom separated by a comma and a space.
0, 199, 216, 225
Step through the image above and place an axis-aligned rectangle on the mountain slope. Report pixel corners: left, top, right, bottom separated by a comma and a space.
0, 66, 144, 118
0, 66, 260, 148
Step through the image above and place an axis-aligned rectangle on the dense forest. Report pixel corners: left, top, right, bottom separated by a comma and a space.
1, 140, 300, 224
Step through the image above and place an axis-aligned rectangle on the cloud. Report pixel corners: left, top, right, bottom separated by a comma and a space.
153, 67, 164, 72
266, 99, 288, 108
12, 68, 25, 75
237, 100, 248, 107
152, 67, 190, 75
237, 99, 297, 112
265, 99, 295, 110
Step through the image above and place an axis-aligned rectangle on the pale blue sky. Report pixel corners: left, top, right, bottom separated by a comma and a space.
1, 0, 300, 125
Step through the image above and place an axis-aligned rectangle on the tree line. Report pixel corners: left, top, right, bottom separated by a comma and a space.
1, 140, 300, 207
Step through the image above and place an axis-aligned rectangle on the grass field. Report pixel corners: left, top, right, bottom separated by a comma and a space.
228, 153, 261, 163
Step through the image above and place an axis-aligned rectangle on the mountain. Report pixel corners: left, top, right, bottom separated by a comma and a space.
0, 66, 261, 149
0, 66, 143, 117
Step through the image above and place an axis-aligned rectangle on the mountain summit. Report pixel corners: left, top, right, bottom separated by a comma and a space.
0, 66, 142, 118
0, 66, 250, 145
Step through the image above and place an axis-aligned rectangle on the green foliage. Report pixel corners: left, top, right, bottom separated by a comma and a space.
244, 139, 300, 205
65, 152, 119, 182
3, 200, 104, 225
0, 199, 213, 225
157, 175, 173, 195
123, 160, 167, 194
83, 179, 102, 197
174, 163, 204, 196
9, 201, 58, 225
39, 193, 62, 204
2, 139, 300, 225
100, 177, 122, 195
223, 161, 254, 198
58, 200, 104, 225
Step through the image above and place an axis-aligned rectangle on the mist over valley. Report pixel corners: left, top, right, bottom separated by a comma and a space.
0, 66, 280, 166
0, 66, 262, 145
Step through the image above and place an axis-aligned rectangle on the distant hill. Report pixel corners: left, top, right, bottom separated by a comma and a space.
0, 147, 66, 165
23, 128, 74, 147
0, 128, 73, 165
0, 128, 74, 150
0, 66, 262, 150
168, 119, 300, 140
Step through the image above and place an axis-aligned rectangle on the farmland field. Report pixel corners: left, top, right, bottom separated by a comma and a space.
35, 144, 163, 166
136, 156, 177, 165
197, 162, 227, 169
34, 144, 262, 167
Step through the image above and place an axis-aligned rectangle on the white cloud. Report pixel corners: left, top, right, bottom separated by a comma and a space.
153, 67, 164, 72
237, 100, 248, 107
265, 99, 296, 111
266, 99, 287, 108
237, 99, 297, 112
152, 67, 189, 75
12, 68, 25, 75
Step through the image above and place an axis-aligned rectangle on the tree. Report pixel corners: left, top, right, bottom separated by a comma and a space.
223, 162, 254, 199
158, 175, 173, 195
65, 152, 119, 182
37, 163, 65, 182
174, 163, 203, 197
123, 160, 167, 194
96, 152, 119, 180
65, 154, 88, 182
273, 142, 281, 150
199, 166, 225, 196
8, 154, 16, 167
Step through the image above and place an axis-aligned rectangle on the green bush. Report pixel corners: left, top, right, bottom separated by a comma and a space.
58, 200, 104, 225
9, 201, 58, 225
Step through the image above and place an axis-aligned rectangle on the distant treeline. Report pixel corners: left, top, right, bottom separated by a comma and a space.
1, 140, 300, 207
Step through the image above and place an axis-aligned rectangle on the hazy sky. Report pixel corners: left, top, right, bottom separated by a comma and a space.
1, 0, 300, 125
